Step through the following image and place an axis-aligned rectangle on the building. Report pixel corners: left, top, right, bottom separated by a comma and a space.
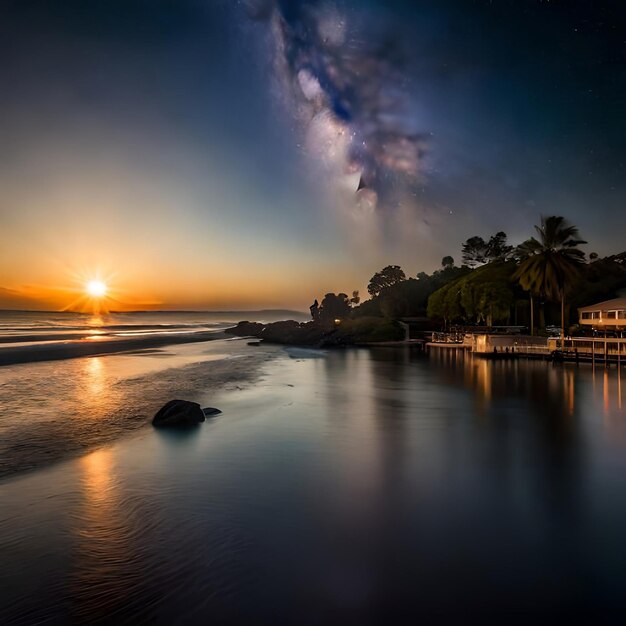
579, 297, 626, 332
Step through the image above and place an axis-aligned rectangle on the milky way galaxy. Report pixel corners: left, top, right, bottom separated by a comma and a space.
242, 0, 626, 264
246, 0, 430, 216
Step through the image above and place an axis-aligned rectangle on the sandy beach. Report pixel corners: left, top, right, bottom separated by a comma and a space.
0, 337, 280, 480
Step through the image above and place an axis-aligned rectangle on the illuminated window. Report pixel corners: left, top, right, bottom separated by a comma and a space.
582, 311, 601, 320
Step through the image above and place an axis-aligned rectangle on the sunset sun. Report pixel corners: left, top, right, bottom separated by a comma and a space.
86, 280, 107, 298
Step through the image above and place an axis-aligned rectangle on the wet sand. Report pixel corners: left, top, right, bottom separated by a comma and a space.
0, 338, 279, 480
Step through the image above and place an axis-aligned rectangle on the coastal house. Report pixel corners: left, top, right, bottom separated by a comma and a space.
579, 297, 626, 332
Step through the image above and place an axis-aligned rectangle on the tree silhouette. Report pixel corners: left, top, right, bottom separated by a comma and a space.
462, 232, 512, 267
319, 293, 351, 323
441, 256, 455, 268
461, 236, 488, 267
513, 216, 586, 344
513, 238, 541, 334
367, 265, 406, 296
486, 231, 513, 260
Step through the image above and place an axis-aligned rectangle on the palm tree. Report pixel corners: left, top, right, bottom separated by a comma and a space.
514, 238, 540, 335
513, 216, 586, 345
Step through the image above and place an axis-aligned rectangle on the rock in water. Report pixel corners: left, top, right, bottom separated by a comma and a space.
152, 399, 206, 427
202, 407, 222, 417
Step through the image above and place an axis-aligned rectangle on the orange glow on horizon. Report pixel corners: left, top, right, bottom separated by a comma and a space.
0, 248, 362, 312
60, 269, 119, 314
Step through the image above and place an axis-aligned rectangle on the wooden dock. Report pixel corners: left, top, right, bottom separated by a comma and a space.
427, 333, 626, 366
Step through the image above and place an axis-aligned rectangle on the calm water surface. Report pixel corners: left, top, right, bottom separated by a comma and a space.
1, 346, 626, 623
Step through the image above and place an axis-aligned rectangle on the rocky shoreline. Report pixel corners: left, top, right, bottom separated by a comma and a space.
225, 317, 404, 347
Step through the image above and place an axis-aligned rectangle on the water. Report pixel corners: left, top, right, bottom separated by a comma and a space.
0, 309, 306, 344
0, 338, 276, 479
1, 346, 626, 622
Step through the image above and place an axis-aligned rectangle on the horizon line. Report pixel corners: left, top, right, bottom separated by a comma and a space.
0, 307, 308, 315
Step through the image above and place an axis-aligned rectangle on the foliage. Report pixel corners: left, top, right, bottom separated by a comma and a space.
570, 252, 626, 309
512, 216, 586, 301
331, 317, 404, 344
319, 292, 351, 323
427, 262, 517, 324
512, 216, 586, 338
461, 231, 513, 267
486, 231, 513, 261
367, 265, 406, 296
461, 236, 488, 268
352, 296, 382, 317
312, 217, 622, 337
354, 265, 470, 320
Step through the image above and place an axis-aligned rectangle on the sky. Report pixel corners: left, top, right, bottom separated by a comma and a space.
0, 0, 624, 311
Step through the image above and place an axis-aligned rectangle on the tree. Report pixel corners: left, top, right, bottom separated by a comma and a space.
319, 293, 351, 324
441, 256, 455, 269
427, 284, 456, 326
589, 252, 599, 262
513, 216, 586, 345
513, 238, 541, 335
367, 265, 406, 297
462, 232, 513, 267
349, 290, 360, 307
428, 261, 519, 327
476, 282, 514, 326
486, 232, 513, 261
309, 299, 320, 321
461, 236, 488, 268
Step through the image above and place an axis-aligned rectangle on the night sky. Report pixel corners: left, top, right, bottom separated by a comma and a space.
1, 0, 624, 309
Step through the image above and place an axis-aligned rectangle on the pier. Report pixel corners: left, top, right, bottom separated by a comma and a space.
427, 332, 626, 366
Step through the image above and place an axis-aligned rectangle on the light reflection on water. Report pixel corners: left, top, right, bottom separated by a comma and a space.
1, 347, 626, 622
71, 448, 145, 622
0, 340, 270, 479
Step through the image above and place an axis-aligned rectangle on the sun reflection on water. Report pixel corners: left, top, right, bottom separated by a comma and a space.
85, 357, 106, 401
80, 447, 115, 506
87, 315, 105, 327
74, 446, 142, 619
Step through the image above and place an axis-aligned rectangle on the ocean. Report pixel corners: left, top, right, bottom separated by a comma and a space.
0, 309, 307, 344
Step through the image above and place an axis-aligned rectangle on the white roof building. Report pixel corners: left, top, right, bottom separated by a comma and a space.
579, 297, 626, 329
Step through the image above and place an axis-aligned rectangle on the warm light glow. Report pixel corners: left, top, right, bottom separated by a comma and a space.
86, 280, 107, 298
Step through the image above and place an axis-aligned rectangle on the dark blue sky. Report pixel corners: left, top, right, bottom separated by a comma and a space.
1, 0, 625, 308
